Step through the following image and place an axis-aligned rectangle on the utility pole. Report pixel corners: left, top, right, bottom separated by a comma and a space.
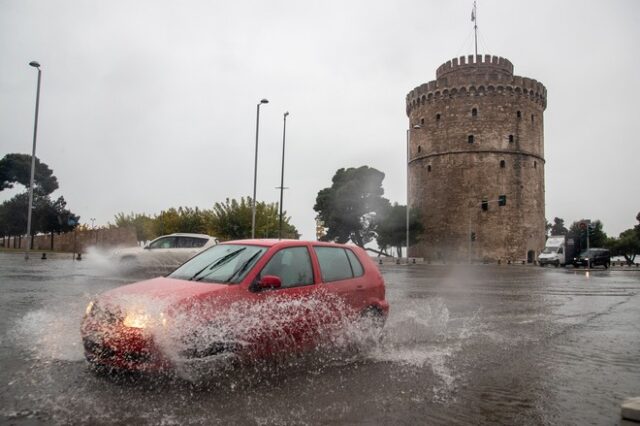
25, 61, 42, 260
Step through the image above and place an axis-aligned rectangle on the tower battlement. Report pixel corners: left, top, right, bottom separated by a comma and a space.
406, 55, 547, 115
436, 55, 513, 78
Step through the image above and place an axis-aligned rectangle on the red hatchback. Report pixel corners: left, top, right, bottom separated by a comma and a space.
81, 240, 388, 373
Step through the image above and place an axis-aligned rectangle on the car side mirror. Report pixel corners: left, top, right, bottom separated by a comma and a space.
143, 245, 150, 250
258, 275, 282, 289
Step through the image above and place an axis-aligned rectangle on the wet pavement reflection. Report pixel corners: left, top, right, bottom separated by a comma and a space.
0, 252, 639, 425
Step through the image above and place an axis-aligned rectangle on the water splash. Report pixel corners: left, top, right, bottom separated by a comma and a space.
11, 305, 86, 362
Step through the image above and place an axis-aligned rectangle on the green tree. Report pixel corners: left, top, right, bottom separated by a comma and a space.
375, 203, 423, 257
549, 217, 568, 236
0, 153, 58, 195
314, 166, 389, 247
111, 212, 156, 242
207, 197, 299, 240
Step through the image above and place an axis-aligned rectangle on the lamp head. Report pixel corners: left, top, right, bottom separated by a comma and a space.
284, 111, 289, 117
29, 61, 41, 68
260, 99, 269, 104
413, 124, 421, 129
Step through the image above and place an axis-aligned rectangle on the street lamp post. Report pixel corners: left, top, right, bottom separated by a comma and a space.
278, 112, 289, 240
25, 61, 42, 260
406, 124, 420, 262
251, 98, 269, 239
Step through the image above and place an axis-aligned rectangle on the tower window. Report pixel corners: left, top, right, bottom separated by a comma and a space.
500, 160, 505, 168
498, 195, 507, 206
509, 134, 514, 143
471, 108, 478, 117
417, 146, 422, 153
427, 165, 432, 172
420, 118, 425, 125
534, 161, 537, 169
468, 135, 475, 144
481, 200, 488, 211
517, 111, 521, 119
436, 113, 441, 121
531, 114, 535, 123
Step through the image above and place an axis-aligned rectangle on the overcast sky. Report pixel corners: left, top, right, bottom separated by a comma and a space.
1, 0, 639, 239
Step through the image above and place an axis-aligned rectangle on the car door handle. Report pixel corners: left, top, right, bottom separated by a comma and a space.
356, 285, 365, 291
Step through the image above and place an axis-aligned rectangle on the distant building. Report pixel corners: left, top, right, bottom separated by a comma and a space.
405, 55, 547, 262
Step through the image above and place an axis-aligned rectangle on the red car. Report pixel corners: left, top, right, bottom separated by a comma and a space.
81, 239, 388, 373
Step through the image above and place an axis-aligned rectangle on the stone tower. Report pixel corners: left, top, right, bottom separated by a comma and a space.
405, 55, 547, 262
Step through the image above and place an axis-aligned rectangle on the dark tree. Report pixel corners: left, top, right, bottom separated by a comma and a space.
549, 217, 568, 236
568, 219, 608, 250
0, 153, 58, 195
314, 166, 389, 247
607, 229, 640, 265
375, 203, 423, 257
0, 194, 79, 238
38, 196, 80, 234
606, 213, 640, 265
0, 154, 79, 239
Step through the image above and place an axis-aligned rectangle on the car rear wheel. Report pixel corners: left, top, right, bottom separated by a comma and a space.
360, 306, 386, 343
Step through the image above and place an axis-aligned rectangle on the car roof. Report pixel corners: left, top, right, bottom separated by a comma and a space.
163, 233, 215, 239
221, 239, 360, 249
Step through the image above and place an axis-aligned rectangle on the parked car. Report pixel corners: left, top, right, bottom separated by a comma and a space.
112, 233, 218, 268
82, 239, 389, 373
573, 248, 611, 268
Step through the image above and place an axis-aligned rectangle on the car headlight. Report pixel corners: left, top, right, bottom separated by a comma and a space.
85, 300, 95, 316
122, 310, 168, 329
123, 311, 151, 329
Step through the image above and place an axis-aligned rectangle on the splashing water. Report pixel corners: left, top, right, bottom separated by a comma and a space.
11, 282, 482, 402
11, 304, 86, 362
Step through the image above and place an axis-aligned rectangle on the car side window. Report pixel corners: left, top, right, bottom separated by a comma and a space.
148, 237, 176, 249
177, 237, 207, 248
345, 249, 364, 277
314, 247, 354, 282
260, 247, 314, 289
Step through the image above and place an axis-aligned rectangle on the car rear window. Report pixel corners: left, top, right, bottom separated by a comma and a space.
314, 246, 364, 282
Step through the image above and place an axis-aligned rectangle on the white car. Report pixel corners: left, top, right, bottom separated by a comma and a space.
113, 233, 218, 268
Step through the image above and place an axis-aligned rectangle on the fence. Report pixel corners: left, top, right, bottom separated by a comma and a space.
1, 227, 138, 253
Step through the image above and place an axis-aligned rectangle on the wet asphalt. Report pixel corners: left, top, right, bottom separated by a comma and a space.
0, 251, 639, 425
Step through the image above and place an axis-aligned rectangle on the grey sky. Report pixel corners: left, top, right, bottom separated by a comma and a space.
1, 0, 639, 239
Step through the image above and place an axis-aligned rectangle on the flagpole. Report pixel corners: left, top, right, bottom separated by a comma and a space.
473, 1, 478, 57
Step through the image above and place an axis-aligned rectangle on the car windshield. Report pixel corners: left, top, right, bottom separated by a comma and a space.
579, 249, 597, 257
168, 244, 267, 284
542, 247, 557, 254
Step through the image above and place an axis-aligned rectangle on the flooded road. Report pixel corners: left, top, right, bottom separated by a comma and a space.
1, 252, 639, 425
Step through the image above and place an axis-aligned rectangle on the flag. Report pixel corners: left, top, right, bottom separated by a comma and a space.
471, 2, 476, 21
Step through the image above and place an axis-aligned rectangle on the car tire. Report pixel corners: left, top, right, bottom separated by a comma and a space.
554, 261, 559, 267
119, 256, 137, 267
604, 261, 610, 269
360, 306, 386, 339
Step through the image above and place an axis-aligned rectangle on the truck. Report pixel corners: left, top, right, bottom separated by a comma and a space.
538, 235, 578, 267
